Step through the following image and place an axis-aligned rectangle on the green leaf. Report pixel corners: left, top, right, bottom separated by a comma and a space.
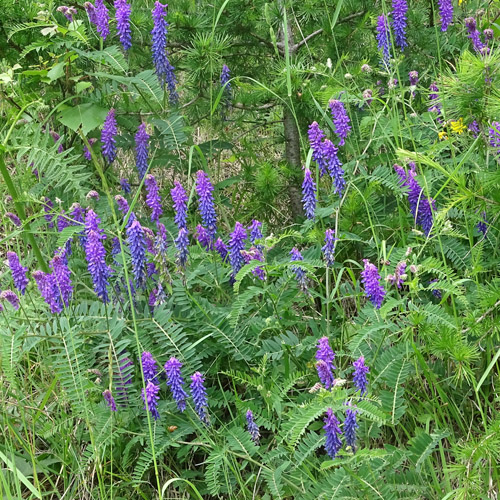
58, 103, 108, 135
47, 61, 65, 82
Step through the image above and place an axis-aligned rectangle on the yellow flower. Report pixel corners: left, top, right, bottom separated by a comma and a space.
438, 131, 448, 140
450, 118, 466, 134
458, 0, 466, 5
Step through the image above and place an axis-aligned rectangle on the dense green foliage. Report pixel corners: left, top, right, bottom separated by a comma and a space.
0, 0, 499, 499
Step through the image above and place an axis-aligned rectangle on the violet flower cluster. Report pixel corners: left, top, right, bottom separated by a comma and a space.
165, 357, 188, 412
316, 336, 336, 390
228, 222, 247, 280
175, 228, 189, 268
392, 0, 408, 50
103, 389, 117, 411
361, 259, 386, 309
7, 251, 29, 295
135, 123, 150, 179
353, 356, 370, 396
323, 409, 342, 459
301, 167, 317, 220
0, 290, 20, 311
322, 229, 336, 267
145, 174, 163, 222
142, 381, 160, 420
101, 109, 117, 164
438, 0, 453, 32
344, 403, 359, 451
115, 0, 132, 51
93, 0, 110, 40
329, 100, 351, 146
246, 410, 260, 444
387, 260, 407, 289
249, 220, 263, 249
127, 219, 147, 288
376, 14, 391, 67
290, 247, 308, 293
190, 371, 209, 424
171, 181, 188, 230
196, 170, 217, 240
489, 121, 500, 157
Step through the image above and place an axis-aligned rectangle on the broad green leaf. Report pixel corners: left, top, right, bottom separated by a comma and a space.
58, 103, 108, 134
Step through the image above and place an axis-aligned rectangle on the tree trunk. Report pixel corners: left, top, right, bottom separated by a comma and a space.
283, 106, 303, 219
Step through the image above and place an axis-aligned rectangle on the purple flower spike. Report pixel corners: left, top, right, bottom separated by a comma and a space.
407, 168, 436, 236
196, 170, 217, 239
376, 15, 391, 67
353, 355, 370, 396
127, 219, 147, 288
322, 139, 345, 196
246, 409, 260, 444
228, 222, 247, 280
115, 195, 129, 215
329, 100, 351, 146
290, 247, 308, 293
85, 2, 98, 24
0, 290, 20, 310
195, 224, 213, 250
249, 220, 263, 249
361, 259, 386, 309
241, 247, 266, 280
165, 357, 188, 412
135, 123, 150, 180
387, 260, 407, 289
101, 109, 117, 163
83, 138, 97, 160
468, 120, 480, 138
33, 271, 60, 313
5, 212, 21, 227
465, 17, 484, 53
7, 252, 29, 295
392, 0, 408, 50
151, 1, 178, 103
142, 381, 160, 420
115, 0, 131, 51
316, 336, 336, 390
477, 211, 488, 236
308, 122, 327, 177
438, 0, 453, 32
190, 371, 209, 424
103, 389, 117, 411
145, 174, 163, 222
323, 408, 342, 459
44, 197, 54, 228
171, 181, 188, 230
120, 178, 131, 194
302, 167, 317, 220
175, 228, 189, 268
154, 222, 168, 257
322, 229, 336, 267
94, 0, 110, 40
50, 252, 73, 307
488, 122, 500, 157
215, 238, 228, 261
344, 403, 359, 451
220, 64, 232, 99
409, 71, 419, 87
141, 351, 159, 383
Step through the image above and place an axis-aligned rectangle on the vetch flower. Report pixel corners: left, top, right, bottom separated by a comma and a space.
329, 100, 351, 146
407, 168, 436, 236
50, 131, 64, 153
127, 219, 147, 288
488, 122, 500, 157
376, 15, 391, 67
429, 278, 442, 299
215, 238, 228, 261
387, 260, 407, 289
302, 167, 317, 220
115, 0, 131, 51
86, 190, 100, 201
316, 336, 336, 389
101, 109, 117, 163
228, 222, 247, 280
322, 139, 345, 196
190, 371, 209, 424
0, 290, 20, 310
115, 195, 129, 215
165, 357, 188, 412
290, 247, 308, 293
353, 355, 370, 396
465, 17, 484, 53
392, 0, 408, 50
57, 5, 77, 22
196, 170, 217, 239
120, 178, 131, 194
438, 0, 453, 32
50, 252, 73, 307
344, 403, 359, 451
171, 181, 188, 230
409, 70, 419, 86
249, 220, 263, 249
363, 89, 373, 105
85, 2, 98, 24
246, 409, 260, 444
308, 122, 327, 177
477, 211, 487, 235
7, 252, 29, 295
154, 222, 168, 257
5, 212, 21, 227
44, 197, 54, 228
322, 229, 336, 267
220, 64, 232, 117
195, 224, 212, 250
83, 137, 97, 160
145, 174, 163, 222
142, 381, 160, 420
103, 389, 117, 411
361, 259, 386, 309
135, 123, 150, 179
175, 228, 189, 268
33, 271, 61, 313
323, 408, 342, 459
468, 120, 480, 138
94, 0, 110, 40
241, 247, 266, 280
141, 351, 159, 383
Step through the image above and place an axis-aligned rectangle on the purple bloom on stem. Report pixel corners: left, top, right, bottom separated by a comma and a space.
215, 238, 228, 261
115, 0, 132, 51
50, 131, 64, 153
127, 219, 147, 288
115, 195, 129, 215
220, 64, 232, 117
175, 228, 189, 268
353, 356, 370, 396
120, 178, 131, 194
57, 6, 77, 21
344, 403, 359, 451
171, 181, 188, 230
302, 167, 317, 220
190, 371, 209, 424
465, 17, 484, 53
195, 224, 212, 250
101, 109, 117, 163
151, 1, 178, 103
409, 71, 419, 86
7, 252, 29, 295
103, 389, 117, 411
57, 211, 69, 233
392, 0, 408, 50
228, 222, 247, 280
468, 120, 480, 138
33, 271, 61, 313
141, 351, 159, 383
241, 247, 266, 280
322, 229, 336, 267
323, 408, 342, 459
361, 259, 385, 309
308, 122, 327, 177
249, 220, 263, 249
387, 260, 407, 289
86, 190, 100, 201
196, 170, 217, 239
94, 0, 110, 39
322, 139, 345, 196
376, 15, 391, 67
438, 0, 453, 32
329, 100, 351, 146
154, 222, 168, 257
5, 212, 21, 227
85, 2, 98, 24
407, 168, 435, 236
83, 137, 97, 161
0, 290, 20, 310
165, 357, 188, 412
50, 252, 73, 307
145, 174, 163, 222
488, 122, 500, 157
44, 197, 54, 228
429, 279, 442, 299
290, 247, 308, 293
477, 211, 487, 235
142, 381, 160, 420
135, 123, 150, 179
246, 409, 260, 444
316, 336, 336, 389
